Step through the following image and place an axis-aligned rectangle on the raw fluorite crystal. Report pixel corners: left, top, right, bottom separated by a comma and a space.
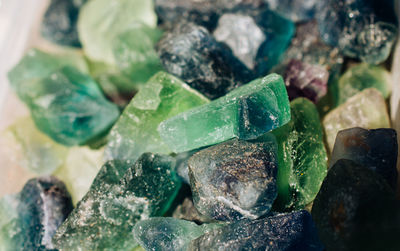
105, 72, 209, 163
337, 63, 392, 104
173, 198, 214, 223
154, 0, 266, 31
330, 128, 398, 189
213, 11, 294, 75
1, 117, 68, 175
316, 0, 398, 64
112, 24, 163, 85
265, 0, 317, 22
157, 22, 253, 99
41, 0, 87, 47
188, 210, 324, 251
312, 159, 400, 251
280, 20, 343, 71
158, 73, 290, 153
133, 217, 222, 251
175, 149, 204, 184
188, 137, 278, 221
53, 153, 181, 250
323, 88, 390, 151
271, 98, 327, 211
0, 177, 73, 251
78, 0, 157, 64
54, 146, 104, 204
284, 59, 329, 104
17, 66, 119, 146
8, 48, 88, 91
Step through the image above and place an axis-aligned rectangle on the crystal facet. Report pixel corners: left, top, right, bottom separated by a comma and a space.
265, 0, 317, 22
105, 72, 209, 163
188, 137, 278, 221
158, 73, 290, 153
53, 153, 181, 250
330, 128, 398, 189
271, 98, 328, 211
323, 88, 390, 151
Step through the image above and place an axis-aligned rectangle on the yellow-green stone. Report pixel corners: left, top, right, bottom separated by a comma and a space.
158, 73, 290, 153
271, 98, 328, 211
337, 63, 392, 104
105, 72, 209, 163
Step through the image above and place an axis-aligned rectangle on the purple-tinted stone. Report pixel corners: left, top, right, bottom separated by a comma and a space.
284, 59, 329, 104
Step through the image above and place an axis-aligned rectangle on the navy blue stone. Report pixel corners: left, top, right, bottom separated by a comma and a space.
330, 127, 398, 190
41, 0, 87, 47
157, 22, 253, 100
17, 176, 73, 250
188, 210, 324, 251
312, 159, 400, 251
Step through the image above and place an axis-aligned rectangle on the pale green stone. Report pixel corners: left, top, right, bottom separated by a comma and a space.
1, 117, 68, 175
54, 147, 104, 205
337, 63, 392, 104
158, 73, 290, 153
105, 72, 209, 163
8, 48, 88, 97
0, 195, 19, 250
78, 0, 157, 65
323, 88, 391, 152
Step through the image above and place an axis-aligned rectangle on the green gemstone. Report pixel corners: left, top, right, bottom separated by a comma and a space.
158, 73, 291, 153
1, 116, 68, 175
8, 48, 88, 97
323, 88, 391, 152
271, 98, 328, 211
113, 24, 163, 85
78, 0, 157, 65
0, 195, 19, 250
53, 146, 104, 205
105, 72, 209, 163
133, 217, 222, 251
53, 153, 182, 250
18, 66, 119, 146
337, 63, 392, 104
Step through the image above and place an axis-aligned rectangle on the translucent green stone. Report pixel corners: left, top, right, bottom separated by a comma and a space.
78, 0, 157, 65
8, 48, 88, 95
105, 72, 209, 163
113, 24, 163, 85
0, 195, 19, 250
53, 153, 182, 250
133, 217, 222, 251
53, 147, 104, 205
158, 73, 290, 153
337, 63, 392, 104
1, 117, 68, 175
271, 98, 328, 211
323, 88, 391, 152
18, 66, 119, 146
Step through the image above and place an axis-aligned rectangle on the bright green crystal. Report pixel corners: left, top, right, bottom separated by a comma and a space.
337, 63, 392, 104
78, 0, 157, 65
17, 66, 120, 146
323, 88, 391, 152
105, 72, 209, 163
158, 73, 290, 153
8, 48, 88, 94
1, 116, 68, 175
270, 98, 327, 211
113, 24, 163, 85
53, 153, 182, 250
134, 217, 222, 251
54, 147, 104, 205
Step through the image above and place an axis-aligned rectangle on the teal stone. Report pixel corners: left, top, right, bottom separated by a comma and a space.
15, 66, 119, 146
53, 153, 182, 250
133, 217, 222, 251
158, 73, 290, 153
